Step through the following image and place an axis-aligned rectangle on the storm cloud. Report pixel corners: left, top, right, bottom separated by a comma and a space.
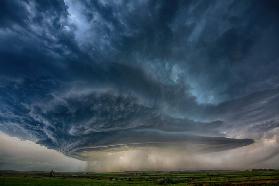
0, 0, 279, 171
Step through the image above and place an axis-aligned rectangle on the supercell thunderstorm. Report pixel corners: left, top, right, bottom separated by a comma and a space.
0, 0, 279, 171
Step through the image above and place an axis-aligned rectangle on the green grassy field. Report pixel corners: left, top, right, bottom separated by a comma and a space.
1, 170, 279, 186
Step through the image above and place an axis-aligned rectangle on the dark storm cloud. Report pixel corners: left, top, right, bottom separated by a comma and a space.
0, 79, 251, 155
204, 88, 279, 139
0, 0, 279, 165
0, 0, 28, 27
62, 0, 279, 104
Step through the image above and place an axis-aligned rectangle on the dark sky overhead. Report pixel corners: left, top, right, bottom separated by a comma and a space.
0, 0, 279, 171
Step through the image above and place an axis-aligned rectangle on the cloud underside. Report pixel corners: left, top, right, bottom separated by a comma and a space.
0, 0, 279, 170
83, 135, 279, 172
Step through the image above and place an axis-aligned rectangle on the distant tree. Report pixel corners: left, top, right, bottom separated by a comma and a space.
49, 170, 55, 177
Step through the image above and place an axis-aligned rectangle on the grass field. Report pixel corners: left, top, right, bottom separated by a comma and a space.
1, 170, 279, 186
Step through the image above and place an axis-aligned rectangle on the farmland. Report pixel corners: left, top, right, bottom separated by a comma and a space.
1, 170, 279, 185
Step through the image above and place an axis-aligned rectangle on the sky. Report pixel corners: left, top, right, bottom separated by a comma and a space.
0, 0, 279, 172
